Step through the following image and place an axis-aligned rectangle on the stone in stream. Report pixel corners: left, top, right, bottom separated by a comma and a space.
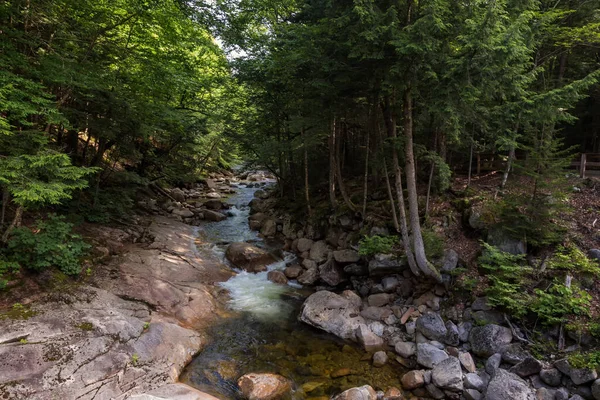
296, 238, 314, 253
283, 264, 303, 279
372, 351, 388, 367
355, 324, 385, 351
225, 242, 276, 272
203, 209, 227, 222
237, 373, 291, 400
401, 370, 425, 390
299, 291, 366, 341
203, 199, 224, 210
333, 385, 377, 400
297, 267, 319, 285
319, 259, 346, 286
267, 270, 288, 285
309, 240, 330, 263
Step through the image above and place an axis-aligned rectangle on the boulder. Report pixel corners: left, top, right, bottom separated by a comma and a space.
299, 291, 365, 341
237, 373, 291, 400
416, 313, 447, 342
310, 240, 330, 263
297, 267, 319, 285
395, 341, 417, 358
333, 385, 377, 400
203, 200, 224, 210
509, 357, 542, 378
171, 188, 186, 202
487, 228, 526, 255
401, 370, 425, 390
464, 373, 485, 391
171, 208, 194, 218
344, 264, 368, 276
459, 352, 476, 373
440, 249, 459, 272
464, 389, 483, 400
296, 238, 314, 253
381, 277, 399, 293
204, 178, 217, 189
571, 367, 598, 385
225, 243, 276, 272
319, 259, 346, 286
368, 254, 405, 276
484, 369, 535, 400
591, 379, 600, 400
333, 250, 360, 264
267, 271, 288, 285
431, 356, 463, 391
373, 351, 388, 367
417, 343, 448, 369
539, 368, 562, 387
204, 210, 227, 222
469, 324, 513, 357
283, 265, 303, 279
260, 219, 277, 237
361, 307, 392, 321
485, 353, 502, 376
368, 293, 392, 307
355, 324, 385, 351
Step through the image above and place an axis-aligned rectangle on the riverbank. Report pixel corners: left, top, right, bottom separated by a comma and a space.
0, 208, 233, 399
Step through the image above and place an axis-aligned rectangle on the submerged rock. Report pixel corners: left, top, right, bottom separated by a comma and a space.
267, 270, 288, 285
225, 242, 276, 272
204, 209, 227, 222
299, 291, 366, 341
333, 385, 377, 400
237, 373, 291, 400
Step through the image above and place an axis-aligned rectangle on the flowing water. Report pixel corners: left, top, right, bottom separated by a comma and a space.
180, 183, 403, 399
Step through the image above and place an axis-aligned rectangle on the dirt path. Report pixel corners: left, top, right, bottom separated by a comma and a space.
0, 216, 233, 400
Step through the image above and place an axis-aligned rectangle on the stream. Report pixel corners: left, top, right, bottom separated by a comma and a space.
179, 183, 402, 399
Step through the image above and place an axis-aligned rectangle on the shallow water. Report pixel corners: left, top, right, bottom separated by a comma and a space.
180, 183, 403, 399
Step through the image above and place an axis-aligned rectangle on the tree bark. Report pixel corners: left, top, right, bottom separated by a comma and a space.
336, 122, 356, 212
329, 116, 337, 209
382, 98, 419, 276
403, 88, 441, 281
1, 205, 23, 243
0, 189, 8, 227
301, 127, 312, 217
362, 130, 370, 218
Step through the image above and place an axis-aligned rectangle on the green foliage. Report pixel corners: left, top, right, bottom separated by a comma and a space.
131, 353, 140, 366
422, 229, 445, 260
358, 235, 397, 256
568, 351, 600, 370
4, 215, 90, 276
0, 258, 19, 289
532, 283, 591, 325
479, 242, 532, 318
548, 244, 600, 274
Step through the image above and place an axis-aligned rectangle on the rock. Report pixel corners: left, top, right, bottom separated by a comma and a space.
368, 293, 392, 307
536, 387, 556, 400
468, 206, 486, 230
203, 200, 224, 210
539, 368, 562, 387
225, 243, 276, 272
487, 228, 526, 255
267, 271, 288, 285
204, 178, 217, 189
319, 259, 346, 286
395, 341, 417, 358
472, 310, 505, 325
464, 373, 485, 391
445, 320, 460, 346
556, 388, 569, 400
431, 356, 463, 391
458, 321, 472, 343
172, 208, 195, 218
469, 324, 513, 357
589, 249, 600, 262
459, 352, 477, 373
284, 265, 303, 279
571, 367, 598, 385
381, 277, 399, 293
416, 313, 447, 342
297, 267, 319, 285
554, 359, 572, 376
373, 351, 388, 367
333, 250, 360, 264
464, 389, 483, 400
472, 297, 492, 311
383, 387, 403, 400
355, 324, 385, 351
204, 210, 227, 222
510, 357, 542, 377
368, 254, 405, 276
302, 259, 317, 270
591, 379, 600, 400
130, 384, 222, 400
485, 353, 502, 376
333, 385, 377, 400
260, 219, 277, 237
361, 307, 392, 321
344, 264, 368, 276
297, 238, 314, 253
299, 291, 365, 341
502, 343, 531, 365
341, 290, 363, 308
417, 343, 449, 368
171, 188, 186, 202
441, 249, 459, 272
331, 368, 353, 378
484, 369, 535, 400
237, 373, 291, 400
310, 240, 330, 263
204, 191, 222, 199
401, 370, 425, 390
425, 383, 445, 399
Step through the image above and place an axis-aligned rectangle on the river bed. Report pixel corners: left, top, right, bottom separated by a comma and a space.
179, 183, 402, 399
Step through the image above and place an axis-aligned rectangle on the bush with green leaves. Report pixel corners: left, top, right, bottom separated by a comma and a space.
532, 282, 591, 326
0, 258, 19, 289
358, 235, 397, 256
4, 215, 90, 276
548, 243, 600, 274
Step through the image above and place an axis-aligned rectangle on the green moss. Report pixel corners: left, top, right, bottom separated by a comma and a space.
76, 322, 94, 331
0, 303, 38, 320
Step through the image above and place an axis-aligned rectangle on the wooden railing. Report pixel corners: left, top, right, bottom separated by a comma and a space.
572, 153, 600, 178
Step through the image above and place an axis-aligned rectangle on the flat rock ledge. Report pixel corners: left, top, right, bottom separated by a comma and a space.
0, 216, 231, 400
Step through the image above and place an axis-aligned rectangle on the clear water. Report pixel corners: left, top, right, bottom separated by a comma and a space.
180, 183, 403, 399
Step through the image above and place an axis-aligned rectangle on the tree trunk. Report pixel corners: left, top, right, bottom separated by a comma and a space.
425, 160, 435, 217
1, 205, 23, 243
301, 127, 312, 217
362, 130, 370, 218
382, 98, 419, 276
329, 117, 337, 209
336, 122, 356, 212
383, 158, 399, 232
403, 88, 441, 281
0, 189, 8, 227
467, 128, 475, 188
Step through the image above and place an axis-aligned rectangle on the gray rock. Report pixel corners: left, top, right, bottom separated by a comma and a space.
319, 259, 346, 286
310, 240, 330, 263
458, 321, 472, 343
425, 383, 445, 399
571, 367, 598, 385
333, 385, 377, 400
459, 352, 477, 373
416, 313, 448, 342
297, 267, 319, 285
464, 389, 482, 400
441, 249, 459, 272
464, 373, 486, 391
170, 188, 186, 202
225, 242, 276, 272
554, 359, 572, 376
355, 324, 385, 351
333, 250, 360, 264
372, 351, 388, 367
368, 254, 405, 276
510, 357, 542, 377
472, 297, 492, 311
297, 238, 314, 253
368, 293, 392, 307
592, 379, 600, 400
204, 209, 227, 221
171, 208, 194, 218
395, 341, 417, 358
360, 307, 392, 321
431, 356, 463, 391
556, 387, 569, 400
502, 343, 531, 365
540, 368, 562, 387
589, 249, 600, 262
485, 353, 502, 376
445, 320, 460, 346
569, 396, 585, 400
381, 277, 399, 293
417, 343, 449, 369
284, 265, 303, 279
299, 291, 365, 340
487, 228, 526, 255
260, 218, 277, 237
344, 263, 368, 276
469, 324, 513, 357
485, 369, 535, 400
536, 387, 556, 400
472, 310, 505, 325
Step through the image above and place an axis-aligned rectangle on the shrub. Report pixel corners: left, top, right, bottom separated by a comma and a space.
358, 235, 397, 256
5, 215, 90, 275
422, 229, 445, 259
548, 243, 600, 274
532, 282, 591, 325
0, 258, 19, 289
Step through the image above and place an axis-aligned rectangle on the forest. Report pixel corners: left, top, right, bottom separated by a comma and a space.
1, 0, 600, 399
